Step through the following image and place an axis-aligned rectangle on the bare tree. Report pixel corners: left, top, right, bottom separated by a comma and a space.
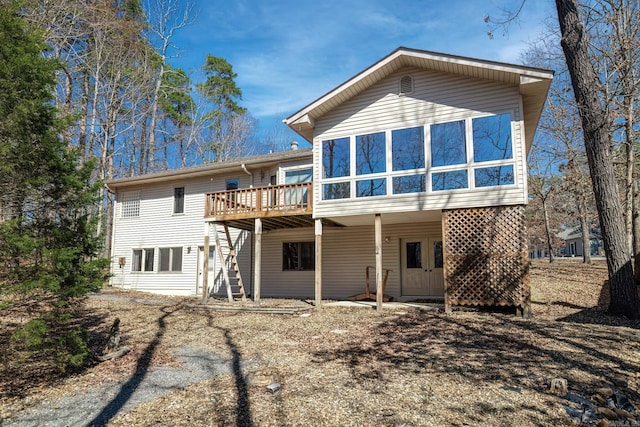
556, 0, 639, 317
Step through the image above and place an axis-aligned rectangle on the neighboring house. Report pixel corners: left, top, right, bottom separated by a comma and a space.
557, 226, 603, 257
108, 47, 553, 314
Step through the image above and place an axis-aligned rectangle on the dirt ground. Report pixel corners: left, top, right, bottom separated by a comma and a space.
1, 258, 640, 426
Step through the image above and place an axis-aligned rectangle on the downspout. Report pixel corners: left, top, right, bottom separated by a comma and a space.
240, 163, 254, 298
104, 182, 118, 286
241, 163, 253, 188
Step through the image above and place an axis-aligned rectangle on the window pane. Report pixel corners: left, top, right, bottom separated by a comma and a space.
474, 165, 514, 187
433, 240, 443, 269
406, 242, 422, 268
356, 178, 386, 197
132, 249, 142, 272
322, 137, 350, 178
356, 132, 386, 175
173, 187, 184, 214
172, 247, 183, 272
159, 248, 170, 271
392, 127, 424, 171
282, 243, 297, 270
300, 242, 315, 270
472, 113, 512, 162
285, 168, 312, 183
323, 182, 350, 200
430, 120, 466, 167
122, 191, 140, 218
432, 170, 468, 191
393, 175, 425, 194
144, 248, 154, 272
226, 179, 238, 190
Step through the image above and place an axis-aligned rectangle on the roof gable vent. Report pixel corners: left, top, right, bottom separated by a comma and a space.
399, 75, 413, 95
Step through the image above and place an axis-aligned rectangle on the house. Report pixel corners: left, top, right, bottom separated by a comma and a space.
107, 47, 553, 314
557, 225, 603, 257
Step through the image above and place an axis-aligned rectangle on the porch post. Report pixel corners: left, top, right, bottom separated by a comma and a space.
202, 222, 210, 303
315, 219, 323, 308
375, 213, 383, 311
254, 218, 262, 303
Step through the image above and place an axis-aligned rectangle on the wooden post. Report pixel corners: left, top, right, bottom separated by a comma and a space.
202, 222, 210, 303
375, 214, 383, 311
442, 210, 452, 314
315, 219, 322, 308
254, 218, 262, 303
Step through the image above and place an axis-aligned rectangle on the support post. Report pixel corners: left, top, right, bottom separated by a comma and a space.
375, 214, 383, 311
315, 219, 323, 308
202, 222, 210, 303
254, 218, 262, 303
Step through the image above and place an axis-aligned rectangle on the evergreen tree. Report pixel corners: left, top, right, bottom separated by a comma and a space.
0, 1, 108, 370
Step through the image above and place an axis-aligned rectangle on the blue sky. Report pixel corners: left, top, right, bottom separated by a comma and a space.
168, 0, 555, 147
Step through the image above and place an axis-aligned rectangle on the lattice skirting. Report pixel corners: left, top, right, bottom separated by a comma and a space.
443, 205, 530, 309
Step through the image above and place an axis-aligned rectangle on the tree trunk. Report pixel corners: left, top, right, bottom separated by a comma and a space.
634, 181, 640, 283
556, 0, 639, 318
542, 197, 555, 263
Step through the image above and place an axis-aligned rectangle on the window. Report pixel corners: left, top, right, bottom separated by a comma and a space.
430, 120, 466, 167
132, 248, 154, 272
159, 247, 183, 272
356, 132, 385, 175
173, 187, 184, 214
356, 178, 386, 197
226, 179, 238, 191
282, 242, 315, 271
121, 191, 140, 218
432, 170, 468, 191
323, 182, 350, 200
430, 113, 515, 192
472, 113, 512, 162
393, 175, 425, 194
285, 168, 312, 205
322, 137, 350, 178
406, 242, 422, 268
475, 165, 514, 187
392, 126, 424, 171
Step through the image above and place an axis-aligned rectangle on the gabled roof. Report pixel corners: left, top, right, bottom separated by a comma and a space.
106, 148, 312, 189
284, 47, 554, 149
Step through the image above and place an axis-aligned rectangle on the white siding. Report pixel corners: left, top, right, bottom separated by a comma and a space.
109, 172, 253, 296
260, 221, 441, 299
312, 66, 527, 218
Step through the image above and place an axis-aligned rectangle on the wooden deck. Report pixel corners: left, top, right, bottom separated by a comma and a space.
204, 182, 314, 230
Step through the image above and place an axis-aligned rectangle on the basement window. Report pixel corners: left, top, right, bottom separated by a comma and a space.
282, 242, 315, 271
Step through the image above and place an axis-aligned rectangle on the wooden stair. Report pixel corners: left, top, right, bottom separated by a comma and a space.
212, 223, 247, 302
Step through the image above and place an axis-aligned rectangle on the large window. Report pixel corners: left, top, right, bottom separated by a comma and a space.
318, 113, 515, 199
132, 248, 154, 272
121, 191, 140, 218
173, 187, 184, 214
159, 247, 182, 272
282, 242, 315, 271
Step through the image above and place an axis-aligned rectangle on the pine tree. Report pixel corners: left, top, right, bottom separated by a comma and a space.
0, 1, 108, 370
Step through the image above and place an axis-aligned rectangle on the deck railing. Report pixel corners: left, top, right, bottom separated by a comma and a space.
205, 182, 313, 219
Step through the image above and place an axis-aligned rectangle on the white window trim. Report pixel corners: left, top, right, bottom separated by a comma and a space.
121, 190, 140, 218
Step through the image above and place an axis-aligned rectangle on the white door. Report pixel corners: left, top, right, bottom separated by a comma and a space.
196, 246, 216, 296
401, 238, 444, 297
